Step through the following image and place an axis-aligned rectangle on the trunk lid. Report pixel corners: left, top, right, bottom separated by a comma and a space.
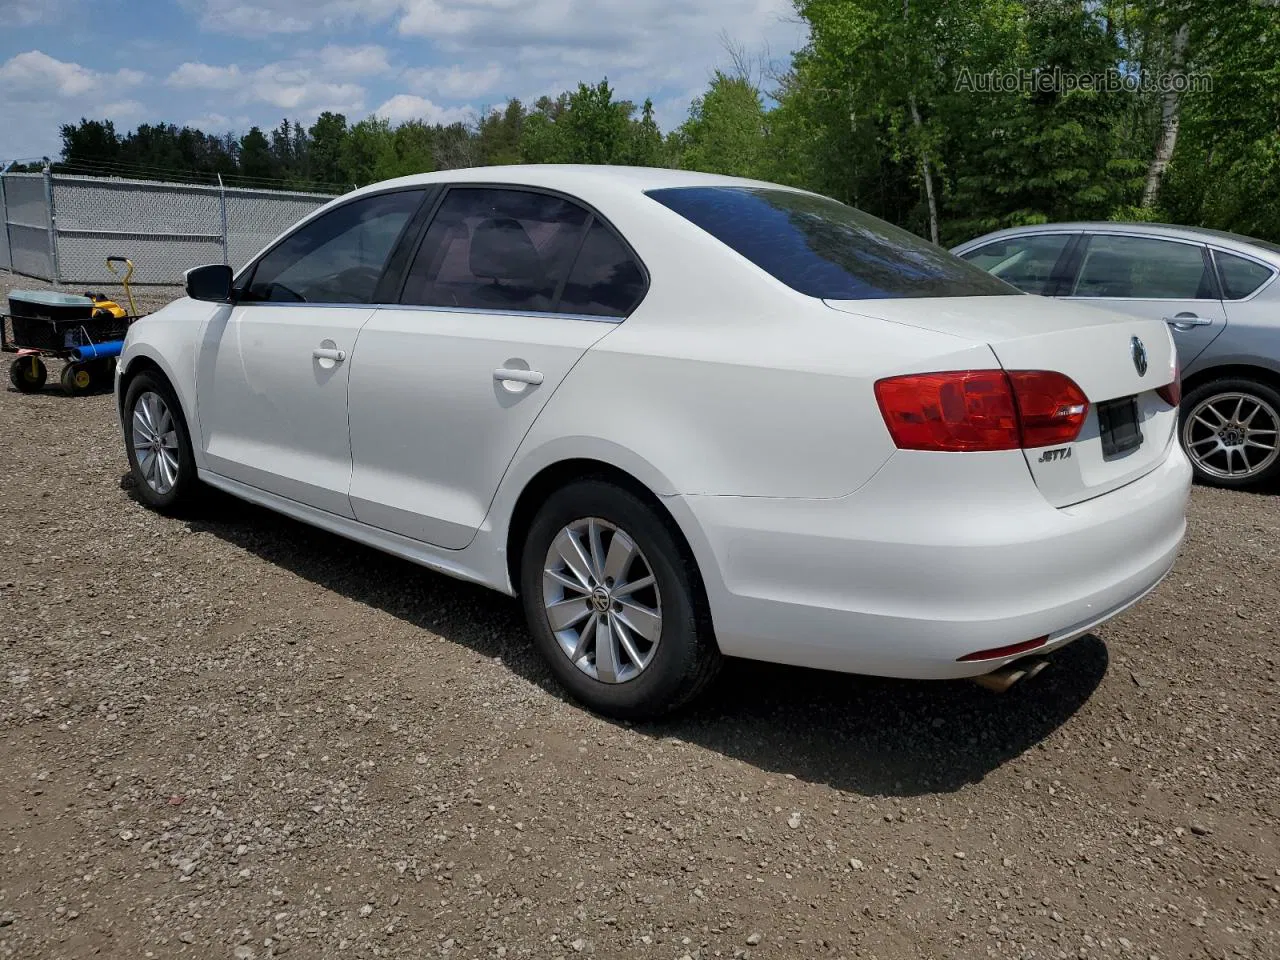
826, 295, 1179, 506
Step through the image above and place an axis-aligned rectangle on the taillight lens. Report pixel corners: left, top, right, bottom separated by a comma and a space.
1007, 371, 1089, 448
874, 370, 1020, 451
1156, 364, 1181, 406
875, 369, 1089, 452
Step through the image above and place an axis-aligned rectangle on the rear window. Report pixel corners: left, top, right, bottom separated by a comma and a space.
646, 186, 1019, 300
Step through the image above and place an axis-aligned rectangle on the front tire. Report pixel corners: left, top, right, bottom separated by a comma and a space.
519, 480, 720, 720
123, 371, 198, 512
1180, 378, 1280, 489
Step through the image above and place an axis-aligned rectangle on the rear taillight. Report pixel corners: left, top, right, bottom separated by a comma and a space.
875, 369, 1089, 452
1007, 371, 1089, 448
1156, 364, 1181, 406
874, 371, 1020, 451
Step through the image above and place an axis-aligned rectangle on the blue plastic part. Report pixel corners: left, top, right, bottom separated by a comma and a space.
73, 340, 124, 360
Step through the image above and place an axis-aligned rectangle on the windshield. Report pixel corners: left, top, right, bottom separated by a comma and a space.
646, 186, 1020, 300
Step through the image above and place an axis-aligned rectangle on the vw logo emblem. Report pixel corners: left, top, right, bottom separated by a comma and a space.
590, 586, 611, 613
1131, 336, 1148, 377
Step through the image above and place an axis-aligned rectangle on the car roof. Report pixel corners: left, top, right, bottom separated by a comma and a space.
345, 164, 794, 201
953, 220, 1280, 262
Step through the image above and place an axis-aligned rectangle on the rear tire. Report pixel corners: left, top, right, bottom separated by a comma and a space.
123, 371, 199, 513
519, 479, 720, 720
9, 357, 47, 393
1180, 378, 1280, 489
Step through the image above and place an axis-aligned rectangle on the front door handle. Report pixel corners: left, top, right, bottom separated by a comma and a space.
494, 367, 544, 385
1163, 313, 1212, 330
313, 347, 346, 362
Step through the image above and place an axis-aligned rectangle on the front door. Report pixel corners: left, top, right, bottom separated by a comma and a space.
195, 188, 424, 516
346, 186, 649, 548
1057, 232, 1228, 367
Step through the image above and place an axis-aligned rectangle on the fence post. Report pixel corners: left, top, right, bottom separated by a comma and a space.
0, 161, 12, 274
43, 163, 61, 284
217, 173, 229, 266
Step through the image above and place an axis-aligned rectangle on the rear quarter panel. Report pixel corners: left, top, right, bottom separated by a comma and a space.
1188, 291, 1280, 381
497, 190, 1003, 502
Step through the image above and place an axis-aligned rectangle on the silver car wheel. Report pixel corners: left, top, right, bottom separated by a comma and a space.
1182, 391, 1280, 481
541, 517, 663, 684
132, 390, 181, 495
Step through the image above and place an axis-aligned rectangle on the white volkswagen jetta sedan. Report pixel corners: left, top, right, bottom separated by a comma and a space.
115, 165, 1191, 718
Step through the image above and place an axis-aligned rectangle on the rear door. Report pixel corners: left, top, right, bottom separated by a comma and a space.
346, 186, 648, 548
1057, 232, 1227, 367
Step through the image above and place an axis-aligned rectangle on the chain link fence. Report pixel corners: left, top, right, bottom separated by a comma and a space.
0, 170, 337, 285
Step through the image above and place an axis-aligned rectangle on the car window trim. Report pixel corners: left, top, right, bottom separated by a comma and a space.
392, 182, 650, 320
236, 299, 627, 325
1209, 246, 1280, 303
957, 231, 1081, 297
1060, 232, 1222, 302
231, 185, 432, 306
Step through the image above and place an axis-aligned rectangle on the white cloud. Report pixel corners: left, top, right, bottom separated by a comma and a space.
0, 0, 69, 25
168, 62, 245, 92
195, 0, 401, 35
0, 51, 144, 99
312, 45, 394, 77
166, 59, 365, 116
390, 0, 805, 117
372, 94, 474, 126
98, 100, 147, 120
0, 52, 149, 160
401, 63, 502, 99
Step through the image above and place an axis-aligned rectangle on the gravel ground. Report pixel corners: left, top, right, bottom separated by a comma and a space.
2, 269, 1278, 960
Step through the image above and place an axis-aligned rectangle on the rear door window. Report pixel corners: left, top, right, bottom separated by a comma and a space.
556, 218, 647, 317
1213, 250, 1275, 300
401, 188, 591, 313
646, 185, 1018, 299
956, 234, 1074, 295
1070, 235, 1216, 300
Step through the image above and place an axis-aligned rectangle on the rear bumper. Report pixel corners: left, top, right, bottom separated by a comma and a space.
673, 444, 1191, 679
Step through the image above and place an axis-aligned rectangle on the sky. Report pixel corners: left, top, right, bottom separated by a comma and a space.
0, 0, 809, 164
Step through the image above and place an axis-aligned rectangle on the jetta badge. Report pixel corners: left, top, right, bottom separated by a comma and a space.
1131, 336, 1148, 377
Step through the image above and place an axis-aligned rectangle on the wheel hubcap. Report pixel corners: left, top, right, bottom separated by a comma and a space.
542, 517, 663, 684
1183, 391, 1280, 480
131, 391, 180, 495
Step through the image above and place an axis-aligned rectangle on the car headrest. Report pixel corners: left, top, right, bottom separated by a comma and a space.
469, 217, 542, 282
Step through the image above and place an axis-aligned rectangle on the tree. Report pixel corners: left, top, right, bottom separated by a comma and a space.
308, 111, 349, 188
559, 79, 633, 164
58, 119, 120, 170
238, 126, 274, 181
676, 71, 768, 178
625, 98, 667, 167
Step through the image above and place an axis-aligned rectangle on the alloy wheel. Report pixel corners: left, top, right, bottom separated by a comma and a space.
541, 517, 663, 684
1182, 391, 1280, 481
132, 390, 181, 495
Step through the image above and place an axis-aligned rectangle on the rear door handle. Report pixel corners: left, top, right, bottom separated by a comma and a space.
494, 367, 544, 385
313, 347, 346, 362
1163, 314, 1212, 330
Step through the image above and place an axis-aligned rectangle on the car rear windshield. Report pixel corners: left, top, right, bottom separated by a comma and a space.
646, 186, 1019, 300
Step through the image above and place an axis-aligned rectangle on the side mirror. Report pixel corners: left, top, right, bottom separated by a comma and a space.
185, 264, 234, 303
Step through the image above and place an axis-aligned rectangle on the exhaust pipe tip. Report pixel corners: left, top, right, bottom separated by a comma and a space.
972, 656, 1050, 693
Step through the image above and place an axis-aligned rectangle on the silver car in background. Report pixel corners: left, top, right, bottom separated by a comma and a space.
953, 223, 1280, 489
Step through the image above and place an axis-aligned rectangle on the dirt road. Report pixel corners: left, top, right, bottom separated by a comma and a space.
2, 272, 1278, 959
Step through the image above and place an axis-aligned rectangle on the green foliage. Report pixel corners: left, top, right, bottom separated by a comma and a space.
675, 71, 769, 178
